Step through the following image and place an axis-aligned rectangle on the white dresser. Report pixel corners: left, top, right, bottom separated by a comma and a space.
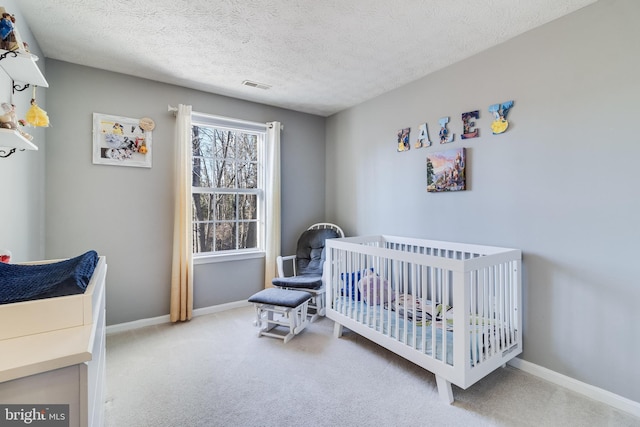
0, 256, 107, 427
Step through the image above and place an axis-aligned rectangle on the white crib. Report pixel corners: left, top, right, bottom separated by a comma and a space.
325, 235, 522, 403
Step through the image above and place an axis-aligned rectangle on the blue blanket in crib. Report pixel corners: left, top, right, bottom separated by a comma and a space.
0, 250, 99, 305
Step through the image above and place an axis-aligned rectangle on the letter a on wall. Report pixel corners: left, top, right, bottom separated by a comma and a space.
415, 123, 432, 148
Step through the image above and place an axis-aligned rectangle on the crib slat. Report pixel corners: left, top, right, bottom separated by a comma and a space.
470, 270, 478, 367
479, 268, 486, 363
421, 265, 427, 353
385, 255, 392, 337
430, 266, 437, 361
499, 263, 506, 351
442, 268, 449, 365
490, 266, 497, 357
507, 262, 518, 347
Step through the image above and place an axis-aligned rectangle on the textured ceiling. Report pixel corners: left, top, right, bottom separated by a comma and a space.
18, 0, 596, 117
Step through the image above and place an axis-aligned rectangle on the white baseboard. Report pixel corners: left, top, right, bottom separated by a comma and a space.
508, 357, 640, 419
192, 300, 251, 317
105, 300, 251, 335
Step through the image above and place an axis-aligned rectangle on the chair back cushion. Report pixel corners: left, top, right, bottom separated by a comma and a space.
295, 228, 340, 275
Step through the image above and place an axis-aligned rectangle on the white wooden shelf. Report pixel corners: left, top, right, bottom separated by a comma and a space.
0, 49, 48, 156
0, 48, 48, 87
0, 128, 37, 151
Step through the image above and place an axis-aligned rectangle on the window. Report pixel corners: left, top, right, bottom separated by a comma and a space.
191, 114, 266, 258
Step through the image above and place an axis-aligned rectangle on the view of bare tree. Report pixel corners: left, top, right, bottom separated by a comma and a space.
192, 125, 259, 253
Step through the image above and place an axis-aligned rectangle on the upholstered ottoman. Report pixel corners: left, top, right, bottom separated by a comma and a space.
248, 288, 313, 343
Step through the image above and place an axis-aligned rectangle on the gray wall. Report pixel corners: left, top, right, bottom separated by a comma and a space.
0, 0, 46, 262
326, 0, 639, 403
44, 60, 326, 325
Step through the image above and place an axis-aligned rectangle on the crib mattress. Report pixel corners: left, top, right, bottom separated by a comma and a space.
334, 297, 455, 365
333, 297, 501, 366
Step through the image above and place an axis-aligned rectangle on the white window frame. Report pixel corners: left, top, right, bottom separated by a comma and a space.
191, 112, 267, 263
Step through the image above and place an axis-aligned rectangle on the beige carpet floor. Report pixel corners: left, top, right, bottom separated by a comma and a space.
104, 306, 638, 427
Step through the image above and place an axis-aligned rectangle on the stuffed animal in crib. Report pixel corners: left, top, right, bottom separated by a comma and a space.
358, 271, 395, 305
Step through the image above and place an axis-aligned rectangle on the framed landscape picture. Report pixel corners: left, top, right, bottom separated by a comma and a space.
92, 113, 152, 168
426, 147, 466, 192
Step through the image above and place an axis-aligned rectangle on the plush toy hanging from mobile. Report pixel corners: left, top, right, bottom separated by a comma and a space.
25, 86, 50, 127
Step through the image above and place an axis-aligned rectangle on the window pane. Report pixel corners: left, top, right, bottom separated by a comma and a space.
193, 126, 214, 157
193, 221, 214, 253
239, 194, 257, 220
192, 193, 214, 253
192, 193, 214, 222
237, 133, 257, 161
214, 160, 235, 188
238, 221, 258, 249
215, 129, 235, 159
192, 157, 214, 187
237, 162, 258, 189
216, 222, 236, 251
215, 193, 236, 221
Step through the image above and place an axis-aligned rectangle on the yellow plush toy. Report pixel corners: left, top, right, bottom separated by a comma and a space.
25, 99, 48, 127
25, 86, 49, 127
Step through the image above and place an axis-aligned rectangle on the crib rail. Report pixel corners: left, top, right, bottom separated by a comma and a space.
325, 235, 522, 389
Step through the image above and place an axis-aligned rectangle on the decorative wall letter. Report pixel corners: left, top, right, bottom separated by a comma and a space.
438, 117, 454, 144
461, 110, 479, 139
397, 127, 410, 152
414, 123, 432, 148
488, 100, 514, 134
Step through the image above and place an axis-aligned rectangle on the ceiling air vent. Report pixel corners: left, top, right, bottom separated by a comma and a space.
242, 80, 271, 90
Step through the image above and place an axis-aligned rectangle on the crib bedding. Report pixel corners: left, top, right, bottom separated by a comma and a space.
391, 293, 452, 327
333, 296, 503, 365
334, 294, 505, 367
336, 296, 453, 364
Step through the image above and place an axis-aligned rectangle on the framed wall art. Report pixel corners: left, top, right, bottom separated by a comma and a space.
426, 147, 466, 193
92, 113, 153, 168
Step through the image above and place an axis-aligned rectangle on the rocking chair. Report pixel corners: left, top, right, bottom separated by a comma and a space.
271, 223, 344, 322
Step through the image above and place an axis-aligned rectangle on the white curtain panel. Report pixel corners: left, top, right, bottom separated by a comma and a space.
170, 104, 194, 322
264, 122, 282, 288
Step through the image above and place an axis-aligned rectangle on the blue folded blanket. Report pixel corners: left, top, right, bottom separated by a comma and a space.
0, 250, 99, 305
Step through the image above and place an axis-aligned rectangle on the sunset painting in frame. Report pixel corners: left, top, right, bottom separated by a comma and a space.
426, 148, 466, 192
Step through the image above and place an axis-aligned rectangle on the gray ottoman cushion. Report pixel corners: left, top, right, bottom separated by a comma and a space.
248, 288, 312, 308
272, 275, 323, 290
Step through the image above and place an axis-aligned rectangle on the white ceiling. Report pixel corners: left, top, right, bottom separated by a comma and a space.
17, 0, 596, 117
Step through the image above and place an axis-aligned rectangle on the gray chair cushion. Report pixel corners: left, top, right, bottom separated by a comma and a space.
295, 228, 340, 276
248, 288, 312, 308
272, 275, 323, 290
